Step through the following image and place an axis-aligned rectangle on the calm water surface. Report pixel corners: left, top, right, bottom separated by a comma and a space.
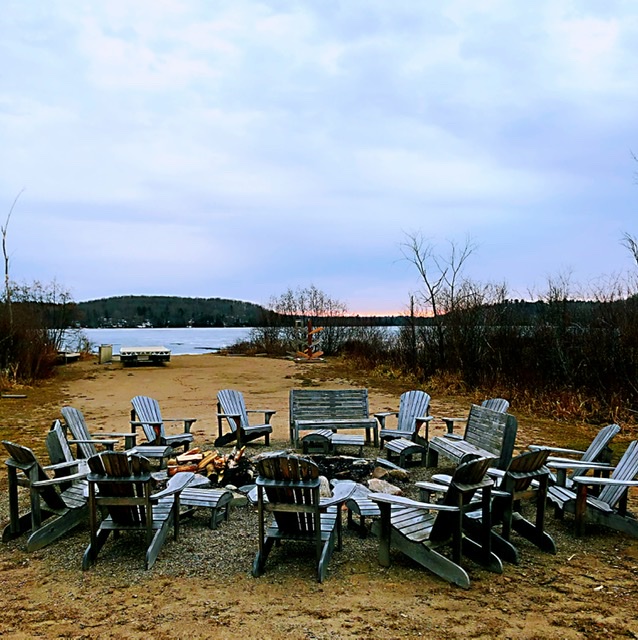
67, 327, 254, 355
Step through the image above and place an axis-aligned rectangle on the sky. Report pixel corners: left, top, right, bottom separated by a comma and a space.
2, 1, 638, 315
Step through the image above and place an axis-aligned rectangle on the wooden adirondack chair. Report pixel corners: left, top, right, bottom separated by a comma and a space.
130, 396, 196, 452
439, 398, 510, 435
62, 406, 138, 458
215, 389, 274, 447
82, 451, 194, 570
370, 456, 502, 589
427, 404, 518, 471
548, 440, 638, 537
252, 452, 355, 583
376, 390, 433, 446
2, 439, 88, 551
529, 423, 620, 489
432, 449, 556, 564
46, 420, 89, 482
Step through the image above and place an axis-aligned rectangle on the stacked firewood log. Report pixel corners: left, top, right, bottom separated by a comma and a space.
167, 446, 247, 485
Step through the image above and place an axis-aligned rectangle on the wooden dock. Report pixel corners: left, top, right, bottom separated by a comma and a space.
119, 346, 171, 365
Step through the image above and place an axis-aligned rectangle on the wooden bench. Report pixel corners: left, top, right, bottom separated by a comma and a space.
427, 404, 518, 471
289, 389, 378, 448
301, 429, 365, 456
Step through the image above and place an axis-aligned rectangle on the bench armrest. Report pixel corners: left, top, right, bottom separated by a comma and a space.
439, 416, 467, 435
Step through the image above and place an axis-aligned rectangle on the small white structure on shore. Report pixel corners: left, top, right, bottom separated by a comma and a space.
119, 346, 171, 365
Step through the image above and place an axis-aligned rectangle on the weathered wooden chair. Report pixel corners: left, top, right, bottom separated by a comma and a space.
376, 390, 432, 446
432, 449, 556, 564
2, 439, 89, 551
62, 405, 137, 458
529, 423, 620, 490
215, 389, 274, 447
130, 395, 196, 452
82, 451, 194, 570
427, 404, 518, 471
252, 452, 355, 583
46, 420, 89, 480
439, 398, 510, 435
370, 455, 502, 589
547, 440, 638, 537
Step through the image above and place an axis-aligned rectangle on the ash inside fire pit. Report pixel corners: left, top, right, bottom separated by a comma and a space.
307, 455, 377, 482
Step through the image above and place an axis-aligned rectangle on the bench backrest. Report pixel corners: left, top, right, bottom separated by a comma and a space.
289, 389, 369, 425
463, 404, 518, 470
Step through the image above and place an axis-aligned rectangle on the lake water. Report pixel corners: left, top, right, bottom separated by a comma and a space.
66, 327, 254, 355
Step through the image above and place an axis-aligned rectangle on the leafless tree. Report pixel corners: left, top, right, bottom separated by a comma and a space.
1, 189, 25, 328
621, 231, 638, 268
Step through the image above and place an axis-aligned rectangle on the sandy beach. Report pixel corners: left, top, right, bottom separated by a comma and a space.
0, 354, 637, 639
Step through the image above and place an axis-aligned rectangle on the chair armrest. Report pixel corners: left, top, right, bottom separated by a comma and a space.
217, 412, 241, 419
100, 431, 138, 440
374, 411, 398, 429
163, 417, 197, 433
546, 455, 611, 466
33, 470, 88, 487
572, 476, 638, 488
370, 492, 460, 513
247, 409, 276, 424
548, 461, 614, 471
320, 481, 357, 508
151, 471, 195, 501
131, 420, 162, 429
416, 480, 450, 493
68, 438, 118, 447
44, 460, 85, 471
528, 445, 586, 456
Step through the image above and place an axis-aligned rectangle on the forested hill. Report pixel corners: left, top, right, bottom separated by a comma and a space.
75, 295, 268, 328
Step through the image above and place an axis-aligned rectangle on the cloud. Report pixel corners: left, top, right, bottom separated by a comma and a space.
2, 1, 638, 313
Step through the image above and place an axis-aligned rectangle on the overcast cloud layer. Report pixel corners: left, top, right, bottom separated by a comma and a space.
2, 1, 638, 314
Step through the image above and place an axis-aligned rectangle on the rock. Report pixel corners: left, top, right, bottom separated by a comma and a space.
319, 475, 332, 497
367, 478, 402, 495
387, 468, 410, 483
230, 492, 248, 507
371, 467, 389, 479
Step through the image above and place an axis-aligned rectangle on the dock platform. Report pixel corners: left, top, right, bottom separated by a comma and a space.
119, 346, 171, 365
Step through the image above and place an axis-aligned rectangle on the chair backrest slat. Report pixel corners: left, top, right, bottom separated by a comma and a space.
131, 396, 165, 442
217, 390, 249, 431
396, 390, 431, 434
598, 440, 638, 507
481, 398, 510, 413
62, 406, 96, 458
